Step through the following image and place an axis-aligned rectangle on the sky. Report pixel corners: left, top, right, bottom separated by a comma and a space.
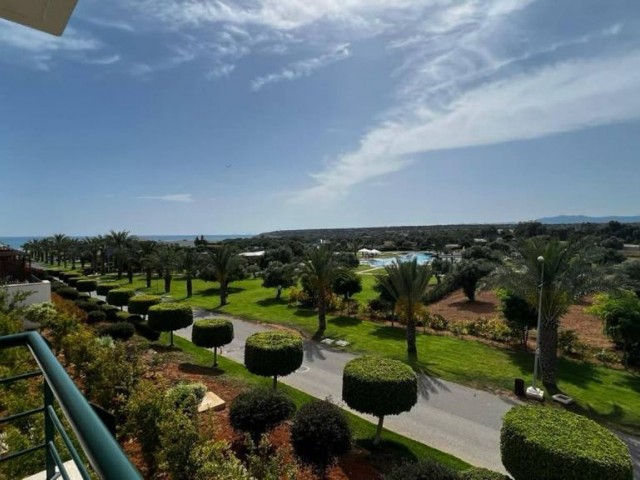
1, 0, 640, 236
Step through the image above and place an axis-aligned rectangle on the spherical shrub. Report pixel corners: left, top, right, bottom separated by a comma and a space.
97, 283, 120, 296
73, 300, 101, 313
148, 303, 193, 346
50, 281, 65, 292
343, 355, 417, 445
86, 310, 107, 324
100, 305, 119, 321
128, 295, 161, 317
460, 467, 510, 480
229, 388, 295, 443
501, 406, 632, 480
115, 311, 142, 324
244, 331, 303, 389
290, 400, 351, 472
166, 383, 207, 417
385, 460, 459, 480
134, 322, 160, 341
57, 287, 79, 300
99, 322, 135, 341
67, 276, 85, 288
76, 279, 98, 293
192, 318, 234, 367
106, 288, 135, 309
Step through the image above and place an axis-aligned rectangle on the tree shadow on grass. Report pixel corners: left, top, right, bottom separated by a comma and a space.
256, 297, 288, 307
356, 438, 418, 473
149, 344, 182, 354
192, 286, 244, 297
330, 316, 362, 327
370, 326, 405, 341
293, 308, 317, 318
447, 299, 496, 315
178, 362, 226, 377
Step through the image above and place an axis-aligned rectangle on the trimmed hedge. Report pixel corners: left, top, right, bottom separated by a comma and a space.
385, 460, 459, 480
73, 300, 101, 313
96, 283, 120, 296
100, 305, 119, 322
134, 321, 161, 341
67, 276, 85, 288
290, 400, 351, 472
106, 288, 135, 309
87, 310, 107, 324
127, 295, 162, 317
343, 355, 417, 445
461, 468, 510, 480
501, 406, 633, 480
115, 311, 142, 324
57, 287, 80, 300
99, 322, 135, 341
148, 303, 193, 346
76, 279, 98, 293
229, 388, 295, 443
244, 331, 303, 389
192, 318, 234, 367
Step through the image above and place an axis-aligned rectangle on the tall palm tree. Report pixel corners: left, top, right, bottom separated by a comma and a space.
151, 245, 180, 293
205, 244, 240, 306
181, 247, 200, 298
492, 238, 605, 389
139, 240, 159, 289
52, 234, 68, 267
106, 230, 131, 279
301, 245, 340, 339
376, 259, 432, 360
83, 236, 103, 274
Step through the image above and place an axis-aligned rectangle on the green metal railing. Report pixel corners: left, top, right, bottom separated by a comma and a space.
0, 331, 142, 479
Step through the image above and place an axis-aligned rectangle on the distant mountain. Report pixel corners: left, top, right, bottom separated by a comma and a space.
537, 215, 640, 224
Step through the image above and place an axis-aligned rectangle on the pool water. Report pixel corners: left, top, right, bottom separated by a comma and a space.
361, 252, 433, 267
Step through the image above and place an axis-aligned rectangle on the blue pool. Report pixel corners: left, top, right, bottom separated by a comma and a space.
361, 252, 433, 267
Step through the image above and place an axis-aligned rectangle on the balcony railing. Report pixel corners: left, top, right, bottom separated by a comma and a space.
0, 331, 142, 479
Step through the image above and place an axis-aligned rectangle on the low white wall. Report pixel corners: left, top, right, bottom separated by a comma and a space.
2, 281, 51, 306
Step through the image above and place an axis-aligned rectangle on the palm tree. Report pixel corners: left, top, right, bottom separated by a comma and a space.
106, 230, 131, 279
301, 245, 340, 339
181, 247, 200, 298
204, 244, 240, 306
83, 236, 103, 274
376, 259, 432, 360
139, 240, 159, 289
492, 238, 605, 389
151, 245, 180, 293
52, 234, 68, 267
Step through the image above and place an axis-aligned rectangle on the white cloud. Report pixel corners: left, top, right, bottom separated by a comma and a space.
251, 43, 350, 90
207, 63, 236, 78
83, 18, 135, 32
87, 54, 121, 65
292, 49, 640, 203
137, 194, 194, 203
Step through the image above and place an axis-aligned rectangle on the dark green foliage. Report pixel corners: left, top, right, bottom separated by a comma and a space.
290, 400, 351, 472
106, 288, 135, 308
127, 295, 162, 316
501, 406, 633, 480
57, 287, 79, 300
148, 303, 193, 346
96, 283, 120, 296
244, 331, 303, 387
67, 276, 85, 288
332, 271, 363, 299
134, 321, 161, 341
385, 460, 459, 480
192, 318, 234, 348
165, 383, 207, 417
73, 300, 101, 313
50, 281, 66, 292
100, 304, 119, 321
76, 279, 98, 293
423, 277, 458, 304
496, 290, 537, 348
460, 467, 510, 480
333, 252, 359, 269
99, 322, 135, 341
115, 311, 142, 323
86, 310, 107, 324
261, 261, 297, 298
453, 260, 494, 302
229, 388, 295, 442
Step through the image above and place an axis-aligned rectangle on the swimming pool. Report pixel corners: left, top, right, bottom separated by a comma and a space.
361, 252, 433, 267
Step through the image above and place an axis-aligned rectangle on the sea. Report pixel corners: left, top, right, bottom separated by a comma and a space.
0, 235, 253, 250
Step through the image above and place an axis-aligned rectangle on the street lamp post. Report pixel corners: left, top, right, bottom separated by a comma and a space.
526, 255, 545, 401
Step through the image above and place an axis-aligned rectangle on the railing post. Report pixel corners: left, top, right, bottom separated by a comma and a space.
44, 381, 56, 479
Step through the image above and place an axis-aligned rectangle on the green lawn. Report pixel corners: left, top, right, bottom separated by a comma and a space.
55, 268, 640, 433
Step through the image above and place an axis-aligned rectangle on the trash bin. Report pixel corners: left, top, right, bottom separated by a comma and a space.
514, 378, 525, 397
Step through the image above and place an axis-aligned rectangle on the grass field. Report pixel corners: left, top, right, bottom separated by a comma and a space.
55, 268, 640, 433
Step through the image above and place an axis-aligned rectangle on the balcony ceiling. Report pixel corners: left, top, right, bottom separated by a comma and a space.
0, 0, 78, 36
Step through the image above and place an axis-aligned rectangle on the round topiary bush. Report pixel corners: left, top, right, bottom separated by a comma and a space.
501, 406, 633, 480
106, 288, 135, 310
128, 295, 162, 318
96, 283, 120, 296
244, 331, 303, 389
229, 388, 295, 443
99, 322, 135, 341
67, 276, 85, 288
147, 303, 193, 346
385, 460, 459, 480
86, 310, 107, 324
76, 279, 98, 294
192, 318, 234, 367
342, 355, 417, 445
57, 287, 80, 300
290, 400, 351, 474
134, 321, 161, 341
460, 467, 510, 480
100, 304, 119, 321
73, 300, 101, 313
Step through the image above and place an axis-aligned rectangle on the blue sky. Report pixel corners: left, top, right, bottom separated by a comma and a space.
1, 0, 640, 235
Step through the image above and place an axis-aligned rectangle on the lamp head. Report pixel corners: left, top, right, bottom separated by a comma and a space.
537, 256, 544, 263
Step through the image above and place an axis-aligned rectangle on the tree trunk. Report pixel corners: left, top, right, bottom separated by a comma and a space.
164, 274, 171, 293
127, 268, 133, 284
373, 416, 385, 446
170, 331, 174, 347
187, 276, 193, 298
276, 286, 282, 299
213, 347, 218, 367
406, 318, 418, 360
117, 263, 123, 280
315, 296, 327, 339
539, 321, 559, 389
146, 269, 152, 289
220, 282, 227, 306
273, 375, 278, 390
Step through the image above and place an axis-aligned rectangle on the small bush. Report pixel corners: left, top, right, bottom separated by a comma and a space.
106, 288, 135, 309
558, 330, 588, 358
229, 388, 295, 443
97, 283, 120, 296
428, 313, 449, 331
66, 275, 83, 287
100, 305, 119, 321
57, 287, 80, 300
244, 331, 303, 389
115, 311, 142, 324
461, 467, 510, 480
385, 460, 459, 480
466, 318, 513, 343
166, 382, 207, 417
98, 322, 135, 341
148, 303, 193, 346
192, 318, 234, 367
73, 300, 101, 313
76, 279, 98, 293
501, 406, 632, 480
128, 295, 162, 316
290, 400, 351, 473
86, 310, 107, 324
134, 321, 161, 341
